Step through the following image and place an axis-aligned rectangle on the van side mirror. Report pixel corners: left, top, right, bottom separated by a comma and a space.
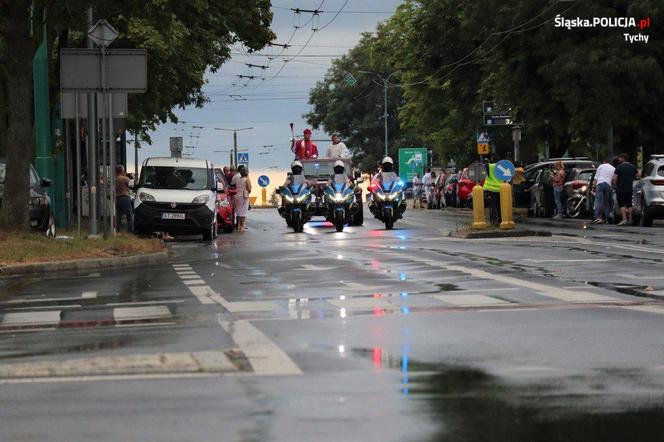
40, 178, 51, 188
216, 181, 224, 192
128, 179, 135, 190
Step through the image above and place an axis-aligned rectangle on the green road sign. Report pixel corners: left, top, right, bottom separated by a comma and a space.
345, 73, 357, 86
398, 147, 428, 184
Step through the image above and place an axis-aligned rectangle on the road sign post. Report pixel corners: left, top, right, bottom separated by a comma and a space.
494, 159, 515, 182
237, 152, 249, 168
477, 132, 490, 155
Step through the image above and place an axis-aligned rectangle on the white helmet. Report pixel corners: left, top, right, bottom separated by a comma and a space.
291, 160, 303, 169
382, 156, 394, 165
334, 160, 345, 169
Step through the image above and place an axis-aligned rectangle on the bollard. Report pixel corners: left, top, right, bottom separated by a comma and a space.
262, 188, 267, 207
499, 182, 516, 230
470, 184, 488, 230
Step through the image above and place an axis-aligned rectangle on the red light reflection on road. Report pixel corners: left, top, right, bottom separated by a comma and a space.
373, 307, 385, 317
373, 347, 382, 368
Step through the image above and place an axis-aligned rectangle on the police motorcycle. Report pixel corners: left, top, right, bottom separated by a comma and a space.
277, 161, 313, 233
324, 161, 359, 232
368, 157, 407, 230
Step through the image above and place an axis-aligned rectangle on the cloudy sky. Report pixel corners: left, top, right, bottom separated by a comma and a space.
139, 0, 403, 171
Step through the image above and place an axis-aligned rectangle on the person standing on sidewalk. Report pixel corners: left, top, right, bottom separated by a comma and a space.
483, 157, 502, 226
592, 158, 615, 224
613, 153, 639, 226
412, 173, 422, 208
115, 165, 133, 233
550, 161, 566, 219
234, 167, 252, 232
422, 168, 433, 209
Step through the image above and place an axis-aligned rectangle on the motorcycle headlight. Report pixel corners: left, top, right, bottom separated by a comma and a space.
296, 194, 309, 203
193, 194, 210, 204
580, 185, 587, 192
284, 195, 294, 203
375, 192, 387, 201
219, 199, 230, 208
333, 192, 345, 202
138, 192, 155, 202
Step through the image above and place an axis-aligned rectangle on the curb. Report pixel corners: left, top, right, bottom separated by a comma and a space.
0, 249, 169, 277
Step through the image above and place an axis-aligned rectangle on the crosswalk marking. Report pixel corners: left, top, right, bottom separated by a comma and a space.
113, 306, 172, 321
432, 294, 512, 307
182, 279, 206, 286
1, 311, 61, 326
220, 319, 302, 375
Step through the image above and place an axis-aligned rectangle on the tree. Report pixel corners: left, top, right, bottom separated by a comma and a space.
0, 0, 274, 230
305, 24, 423, 172
0, 0, 41, 230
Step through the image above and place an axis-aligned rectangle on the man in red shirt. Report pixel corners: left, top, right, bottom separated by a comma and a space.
292, 128, 318, 160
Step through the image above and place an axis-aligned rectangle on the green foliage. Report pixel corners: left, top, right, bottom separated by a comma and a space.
308, 0, 664, 167
48, 0, 275, 140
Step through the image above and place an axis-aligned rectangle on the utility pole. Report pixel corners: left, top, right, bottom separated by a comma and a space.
86, 6, 98, 236
358, 71, 400, 158
214, 127, 253, 167
134, 132, 139, 178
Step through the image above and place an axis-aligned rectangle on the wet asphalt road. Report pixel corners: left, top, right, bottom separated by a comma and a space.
2, 206, 664, 441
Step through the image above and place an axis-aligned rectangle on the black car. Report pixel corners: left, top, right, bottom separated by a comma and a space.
0, 159, 53, 230
515, 158, 598, 217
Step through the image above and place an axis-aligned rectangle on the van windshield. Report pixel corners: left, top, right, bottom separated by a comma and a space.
139, 166, 209, 190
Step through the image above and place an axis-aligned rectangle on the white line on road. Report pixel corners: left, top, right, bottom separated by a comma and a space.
179, 274, 203, 280
432, 294, 512, 307
182, 279, 206, 286
106, 300, 184, 307
4, 291, 97, 304
113, 306, 172, 321
1, 311, 61, 326
219, 319, 302, 375
523, 259, 615, 263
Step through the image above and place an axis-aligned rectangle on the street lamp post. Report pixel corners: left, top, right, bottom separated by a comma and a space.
214, 127, 253, 167
358, 71, 400, 158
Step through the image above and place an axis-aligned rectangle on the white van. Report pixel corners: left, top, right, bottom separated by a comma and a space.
133, 157, 220, 239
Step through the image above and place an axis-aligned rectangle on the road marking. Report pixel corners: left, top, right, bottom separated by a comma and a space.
389, 254, 619, 304
176, 271, 197, 276
113, 306, 172, 321
623, 275, 664, 280
6, 305, 80, 311
106, 300, 184, 307
4, 291, 97, 304
622, 305, 664, 316
183, 279, 206, 286
209, 294, 279, 312
1, 311, 61, 326
0, 372, 222, 385
327, 297, 397, 309
523, 259, 615, 263
179, 274, 202, 280
115, 321, 178, 328
220, 319, 302, 375
188, 286, 217, 304
432, 294, 512, 307
0, 350, 236, 380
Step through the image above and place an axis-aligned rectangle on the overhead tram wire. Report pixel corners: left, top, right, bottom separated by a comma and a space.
266, 0, 348, 82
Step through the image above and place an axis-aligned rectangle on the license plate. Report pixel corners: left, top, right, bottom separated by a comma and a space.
161, 212, 185, 220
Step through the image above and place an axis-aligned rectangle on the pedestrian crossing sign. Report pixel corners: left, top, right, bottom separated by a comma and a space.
237, 152, 249, 166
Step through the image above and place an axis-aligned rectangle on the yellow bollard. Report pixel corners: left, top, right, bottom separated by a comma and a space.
262, 188, 267, 207
470, 184, 488, 230
499, 182, 516, 230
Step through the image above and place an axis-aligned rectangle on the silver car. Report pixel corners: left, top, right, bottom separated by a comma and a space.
633, 155, 664, 227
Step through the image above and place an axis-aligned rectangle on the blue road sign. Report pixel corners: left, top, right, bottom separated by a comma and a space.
494, 159, 515, 182
237, 152, 249, 166
258, 175, 270, 188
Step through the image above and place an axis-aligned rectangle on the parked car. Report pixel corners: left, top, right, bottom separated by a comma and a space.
443, 173, 459, 207
632, 154, 664, 227
213, 168, 235, 233
134, 157, 220, 240
515, 158, 598, 217
0, 159, 53, 231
